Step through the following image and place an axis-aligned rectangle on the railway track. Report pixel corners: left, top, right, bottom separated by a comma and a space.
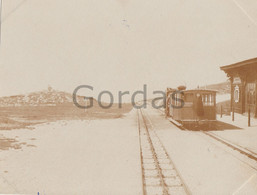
137, 109, 190, 195
202, 131, 257, 162
157, 109, 257, 166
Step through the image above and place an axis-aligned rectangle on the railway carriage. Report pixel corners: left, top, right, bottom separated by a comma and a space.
166, 88, 217, 125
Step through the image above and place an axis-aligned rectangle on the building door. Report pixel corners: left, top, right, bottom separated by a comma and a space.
245, 83, 256, 116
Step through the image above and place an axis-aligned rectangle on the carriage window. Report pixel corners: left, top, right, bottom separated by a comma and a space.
174, 93, 179, 106
174, 92, 184, 107
202, 94, 214, 106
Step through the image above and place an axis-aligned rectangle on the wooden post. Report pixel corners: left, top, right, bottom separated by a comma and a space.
220, 105, 223, 118
248, 107, 251, 127
232, 106, 234, 121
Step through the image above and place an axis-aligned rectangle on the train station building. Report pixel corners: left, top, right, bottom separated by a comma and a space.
220, 57, 257, 117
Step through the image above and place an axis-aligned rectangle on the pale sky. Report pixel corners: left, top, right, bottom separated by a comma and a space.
1, 0, 257, 101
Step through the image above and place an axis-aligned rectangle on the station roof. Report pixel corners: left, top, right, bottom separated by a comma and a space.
220, 57, 257, 71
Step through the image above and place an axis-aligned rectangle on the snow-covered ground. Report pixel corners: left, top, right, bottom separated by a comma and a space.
0, 111, 141, 195
1, 107, 257, 194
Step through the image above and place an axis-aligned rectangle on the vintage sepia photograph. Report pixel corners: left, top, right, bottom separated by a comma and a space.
0, 0, 257, 194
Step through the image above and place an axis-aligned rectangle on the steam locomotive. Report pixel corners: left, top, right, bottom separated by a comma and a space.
166, 86, 217, 125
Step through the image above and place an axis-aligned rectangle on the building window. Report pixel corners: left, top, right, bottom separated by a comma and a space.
246, 83, 256, 105
234, 85, 240, 103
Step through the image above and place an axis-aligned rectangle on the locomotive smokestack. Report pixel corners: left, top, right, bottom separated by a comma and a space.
177, 85, 186, 91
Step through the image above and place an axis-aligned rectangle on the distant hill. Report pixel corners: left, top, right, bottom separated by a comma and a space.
199, 81, 230, 94
0, 88, 87, 107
